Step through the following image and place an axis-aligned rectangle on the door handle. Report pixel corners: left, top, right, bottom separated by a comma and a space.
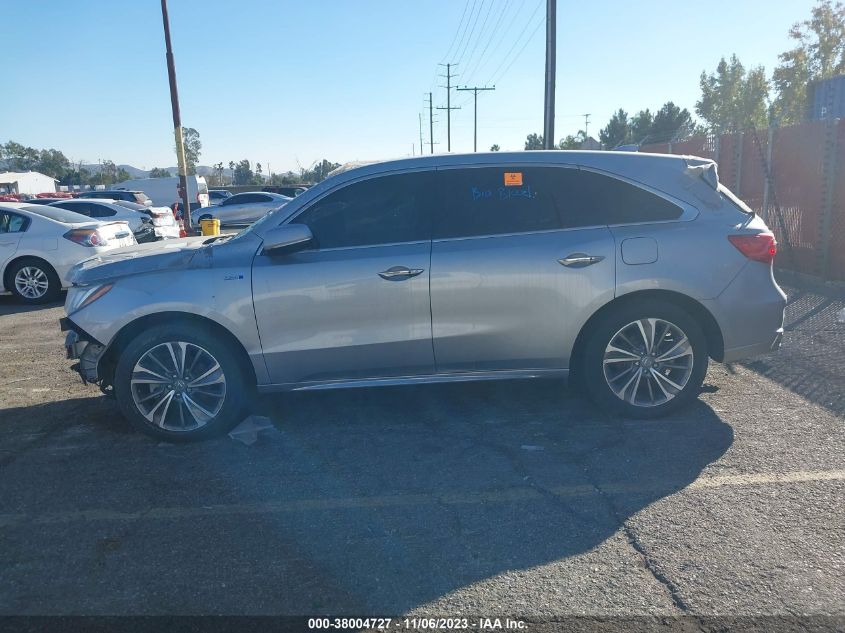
378, 266, 425, 280
558, 253, 605, 268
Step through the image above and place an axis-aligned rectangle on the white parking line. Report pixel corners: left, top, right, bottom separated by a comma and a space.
0, 469, 842, 528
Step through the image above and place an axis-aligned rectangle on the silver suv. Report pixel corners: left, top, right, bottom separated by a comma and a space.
62, 152, 786, 441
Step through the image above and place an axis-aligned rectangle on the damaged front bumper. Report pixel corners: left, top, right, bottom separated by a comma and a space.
61, 318, 106, 384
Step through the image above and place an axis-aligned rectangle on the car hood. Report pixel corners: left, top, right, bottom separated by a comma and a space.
68, 236, 213, 286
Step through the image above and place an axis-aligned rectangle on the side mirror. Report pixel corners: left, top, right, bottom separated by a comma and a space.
261, 224, 314, 255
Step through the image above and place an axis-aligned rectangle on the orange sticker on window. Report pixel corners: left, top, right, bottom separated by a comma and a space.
504, 172, 523, 186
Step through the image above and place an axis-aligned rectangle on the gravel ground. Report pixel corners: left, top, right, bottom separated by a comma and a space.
0, 277, 842, 626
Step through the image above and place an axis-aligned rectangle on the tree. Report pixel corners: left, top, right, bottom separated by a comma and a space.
233, 159, 253, 185
300, 159, 340, 183
599, 109, 630, 149
630, 109, 654, 142
772, 0, 845, 123
490, 144, 500, 151
149, 167, 172, 178
524, 133, 544, 150
254, 162, 264, 185
558, 131, 587, 149
35, 148, 70, 179
2, 141, 40, 171
176, 127, 202, 175
649, 101, 693, 142
696, 55, 769, 131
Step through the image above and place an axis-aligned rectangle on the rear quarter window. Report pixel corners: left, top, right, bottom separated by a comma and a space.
576, 170, 684, 225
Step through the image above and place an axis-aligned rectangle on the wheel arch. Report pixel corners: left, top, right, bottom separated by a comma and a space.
2, 255, 60, 292
569, 289, 725, 378
99, 311, 257, 390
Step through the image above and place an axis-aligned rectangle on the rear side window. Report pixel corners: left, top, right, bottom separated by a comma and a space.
132, 192, 150, 204
292, 171, 434, 249
577, 170, 683, 225
435, 166, 683, 239
0, 212, 29, 233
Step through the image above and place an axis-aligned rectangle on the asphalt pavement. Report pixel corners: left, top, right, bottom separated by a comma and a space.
0, 275, 842, 626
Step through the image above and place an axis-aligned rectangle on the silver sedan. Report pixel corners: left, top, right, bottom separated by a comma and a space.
191, 191, 291, 227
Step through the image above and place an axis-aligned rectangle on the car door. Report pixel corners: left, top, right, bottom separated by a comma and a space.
218, 194, 255, 224
252, 170, 436, 385
0, 211, 27, 273
430, 165, 616, 372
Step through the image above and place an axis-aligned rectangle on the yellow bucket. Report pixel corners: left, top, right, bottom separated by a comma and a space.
200, 218, 220, 236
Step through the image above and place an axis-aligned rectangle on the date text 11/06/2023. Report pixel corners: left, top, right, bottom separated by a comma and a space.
307, 616, 528, 630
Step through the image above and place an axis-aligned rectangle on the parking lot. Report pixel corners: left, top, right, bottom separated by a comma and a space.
0, 274, 842, 622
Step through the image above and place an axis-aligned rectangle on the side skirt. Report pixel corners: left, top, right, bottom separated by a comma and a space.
256, 368, 570, 394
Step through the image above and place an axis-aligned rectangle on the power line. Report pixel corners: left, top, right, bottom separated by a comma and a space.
486, 5, 544, 88
457, 85, 496, 151
440, 0, 472, 63
456, 0, 496, 75
461, 0, 514, 88
450, 0, 479, 69
454, 0, 486, 66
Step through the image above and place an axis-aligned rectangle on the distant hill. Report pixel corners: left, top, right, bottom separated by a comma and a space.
82, 164, 233, 179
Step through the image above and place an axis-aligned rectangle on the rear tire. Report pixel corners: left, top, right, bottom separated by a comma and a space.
582, 300, 708, 418
113, 324, 249, 441
8, 258, 61, 304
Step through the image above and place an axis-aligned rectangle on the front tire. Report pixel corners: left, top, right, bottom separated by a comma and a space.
9, 258, 61, 304
582, 300, 708, 418
113, 324, 248, 441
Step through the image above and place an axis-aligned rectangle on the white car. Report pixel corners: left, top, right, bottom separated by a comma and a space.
0, 203, 136, 304
48, 199, 180, 242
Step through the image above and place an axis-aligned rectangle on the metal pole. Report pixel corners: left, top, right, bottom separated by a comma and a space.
543, 0, 556, 149
428, 92, 434, 154
419, 113, 424, 155
160, 0, 192, 232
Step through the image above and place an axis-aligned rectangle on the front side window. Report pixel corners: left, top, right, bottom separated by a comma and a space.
292, 171, 434, 249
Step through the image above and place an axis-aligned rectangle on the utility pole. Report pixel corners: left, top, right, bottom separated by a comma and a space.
583, 114, 591, 139
160, 0, 192, 231
543, 0, 556, 149
456, 85, 496, 152
425, 92, 435, 154
418, 113, 424, 155
437, 63, 460, 152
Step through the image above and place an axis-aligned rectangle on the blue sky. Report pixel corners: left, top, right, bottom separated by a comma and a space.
2, 0, 817, 173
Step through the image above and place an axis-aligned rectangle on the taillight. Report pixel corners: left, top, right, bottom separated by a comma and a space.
64, 228, 109, 247
728, 233, 777, 265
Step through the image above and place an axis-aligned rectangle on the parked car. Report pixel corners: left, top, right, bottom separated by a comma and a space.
1, 202, 135, 304
112, 176, 210, 209
78, 189, 152, 207
48, 199, 179, 242
24, 197, 65, 205
209, 189, 232, 206
62, 152, 786, 441
191, 191, 291, 227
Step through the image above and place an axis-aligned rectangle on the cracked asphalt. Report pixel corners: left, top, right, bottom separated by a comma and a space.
0, 273, 842, 625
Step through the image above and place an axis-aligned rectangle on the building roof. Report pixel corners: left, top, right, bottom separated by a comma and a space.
0, 171, 58, 184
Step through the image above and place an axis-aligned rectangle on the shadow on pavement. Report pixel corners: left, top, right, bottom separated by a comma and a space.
0, 295, 64, 316
0, 379, 733, 614
741, 282, 845, 417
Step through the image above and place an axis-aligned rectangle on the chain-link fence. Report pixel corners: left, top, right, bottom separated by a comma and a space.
640, 119, 844, 281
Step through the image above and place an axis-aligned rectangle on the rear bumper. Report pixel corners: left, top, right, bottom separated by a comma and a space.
704, 262, 787, 363
722, 328, 783, 363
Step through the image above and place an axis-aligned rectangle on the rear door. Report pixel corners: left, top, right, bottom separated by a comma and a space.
430, 165, 616, 372
252, 170, 436, 385
0, 211, 27, 274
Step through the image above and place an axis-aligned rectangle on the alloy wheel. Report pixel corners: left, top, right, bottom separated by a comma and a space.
130, 341, 227, 431
14, 266, 49, 300
602, 318, 695, 407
